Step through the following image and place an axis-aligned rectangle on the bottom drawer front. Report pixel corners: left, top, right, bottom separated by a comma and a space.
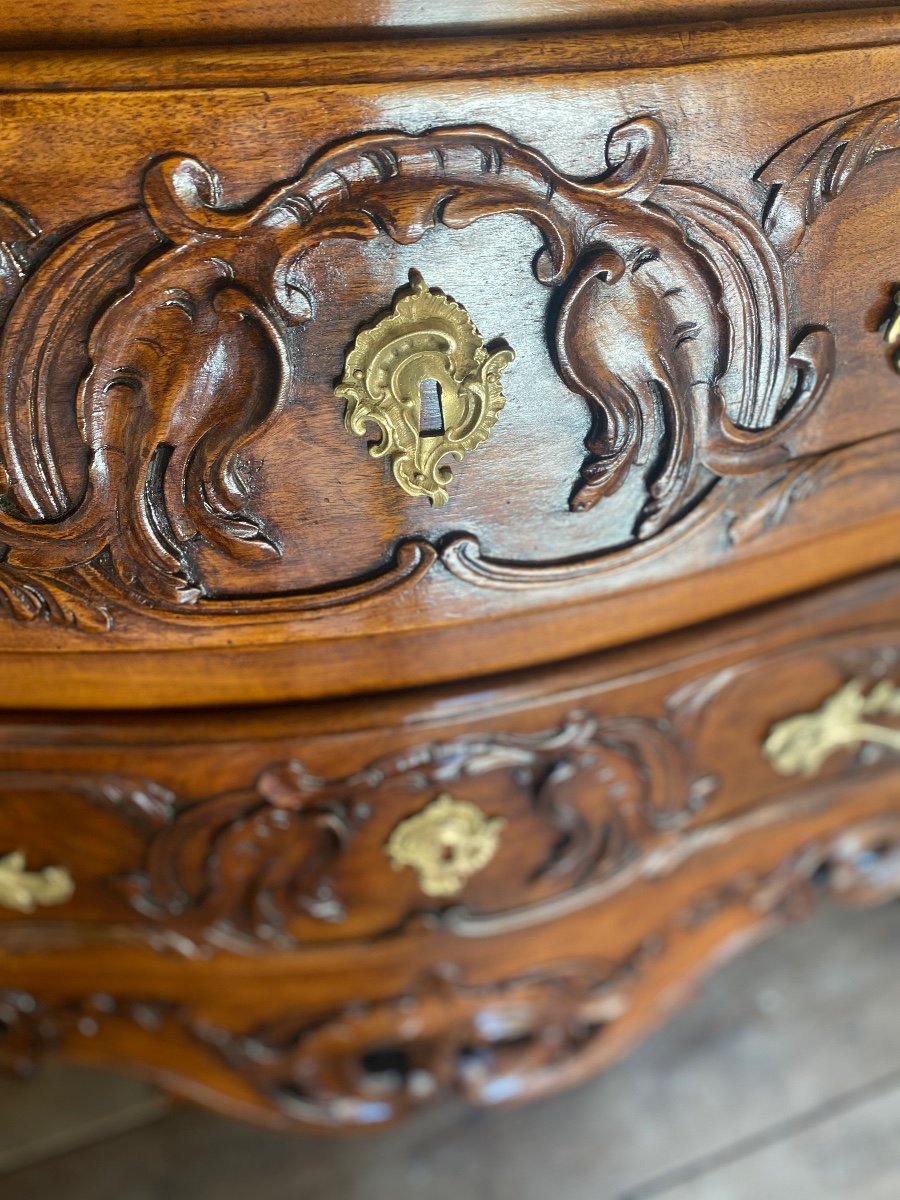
1, 769, 899, 1129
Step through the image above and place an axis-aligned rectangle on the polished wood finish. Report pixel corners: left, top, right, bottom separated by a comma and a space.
7, 904, 900, 1197
0, 0, 892, 50
0, 21, 899, 705
1, 11, 898, 92
2, 571, 900, 1127
0, 2, 898, 1134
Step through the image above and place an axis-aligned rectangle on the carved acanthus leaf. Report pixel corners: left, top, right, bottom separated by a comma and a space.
0, 561, 114, 631
0, 198, 40, 327
726, 435, 896, 545
759, 96, 900, 256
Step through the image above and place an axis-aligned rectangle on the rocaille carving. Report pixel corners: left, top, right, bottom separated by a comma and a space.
4, 640, 900, 956
0, 710, 705, 955
725, 435, 899, 545
2, 639, 898, 956
204, 957, 651, 1127
3, 810, 898, 1128
0, 99, 897, 624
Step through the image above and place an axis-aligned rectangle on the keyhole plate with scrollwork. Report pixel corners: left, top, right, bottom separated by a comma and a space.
384, 794, 506, 897
336, 270, 515, 506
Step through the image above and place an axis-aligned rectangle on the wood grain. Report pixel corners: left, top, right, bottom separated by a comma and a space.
0, 568, 898, 955
1, 32, 900, 705
0, 0, 893, 50
0, 11, 897, 92
1, 3, 898, 1138
1, 569, 900, 1129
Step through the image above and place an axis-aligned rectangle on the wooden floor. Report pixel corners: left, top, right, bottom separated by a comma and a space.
2, 900, 899, 1199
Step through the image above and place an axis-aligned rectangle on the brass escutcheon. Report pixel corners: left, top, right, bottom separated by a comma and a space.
0, 850, 75, 913
763, 678, 900, 777
385, 794, 506, 897
336, 271, 515, 505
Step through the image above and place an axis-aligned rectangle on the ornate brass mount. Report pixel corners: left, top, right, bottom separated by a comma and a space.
887, 290, 900, 373
384, 794, 506, 897
0, 851, 74, 913
336, 271, 515, 505
764, 679, 900, 777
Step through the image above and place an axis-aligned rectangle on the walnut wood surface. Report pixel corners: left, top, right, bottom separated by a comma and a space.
1, 569, 899, 1127
0, 22, 899, 706
0, 0, 891, 50
1, 11, 897, 92
0, 5, 898, 1136
2, 566, 899, 952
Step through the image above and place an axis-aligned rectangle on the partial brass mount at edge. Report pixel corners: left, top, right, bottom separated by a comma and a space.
0, 850, 75, 914
886, 290, 900, 372
763, 678, 900, 777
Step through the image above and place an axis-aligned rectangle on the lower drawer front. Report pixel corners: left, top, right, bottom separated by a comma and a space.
1, 568, 899, 1126
3, 32, 900, 710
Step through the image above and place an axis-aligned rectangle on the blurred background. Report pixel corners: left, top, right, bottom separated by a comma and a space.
1, 899, 897, 1200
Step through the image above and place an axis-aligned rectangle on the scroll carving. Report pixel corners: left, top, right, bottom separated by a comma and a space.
208, 820, 900, 1128
0, 710, 703, 955
725, 434, 900, 544
0, 99, 896, 623
120, 709, 704, 950
3, 809, 898, 1128
758, 97, 900, 256
4, 636, 900, 955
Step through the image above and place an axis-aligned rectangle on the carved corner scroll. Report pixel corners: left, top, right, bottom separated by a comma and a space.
0, 100, 896, 624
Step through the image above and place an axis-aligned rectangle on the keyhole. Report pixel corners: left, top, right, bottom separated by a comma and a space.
418, 378, 445, 437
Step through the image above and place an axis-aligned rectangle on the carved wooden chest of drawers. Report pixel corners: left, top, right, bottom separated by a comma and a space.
0, 0, 898, 1131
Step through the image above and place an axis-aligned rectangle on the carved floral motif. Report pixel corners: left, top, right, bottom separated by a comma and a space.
0, 99, 896, 624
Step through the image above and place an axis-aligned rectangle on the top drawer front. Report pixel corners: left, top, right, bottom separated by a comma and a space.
1, 29, 900, 706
